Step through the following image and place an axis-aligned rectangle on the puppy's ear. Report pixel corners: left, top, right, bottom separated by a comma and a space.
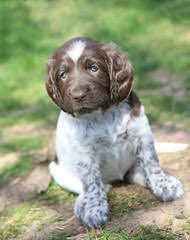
102, 43, 134, 103
45, 58, 63, 108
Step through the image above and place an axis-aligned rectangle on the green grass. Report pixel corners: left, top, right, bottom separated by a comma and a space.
0, 202, 66, 240
46, 232, 71, 240
87, 226, 184, 240
109, 191, 156, 217
143, 95, 190, 128
0, 203, 44, 240
0, 136, 46, 154
39, 180, 76, 204
182, 219, 190, 235
37, 215, 64, 231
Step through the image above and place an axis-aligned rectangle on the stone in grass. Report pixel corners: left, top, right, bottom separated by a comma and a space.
22, 164, 52, 194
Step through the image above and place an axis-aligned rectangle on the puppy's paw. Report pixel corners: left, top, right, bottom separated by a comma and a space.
82, 204, 109, 229
151, 174, 183, 202
74, 194, 109, 229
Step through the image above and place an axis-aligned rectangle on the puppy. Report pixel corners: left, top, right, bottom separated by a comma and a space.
45, 37, 183, 229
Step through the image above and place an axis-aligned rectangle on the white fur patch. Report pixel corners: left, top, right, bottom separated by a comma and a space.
49, 162, 83, 194
129, 172, 146, 187
66, 40, 86, 63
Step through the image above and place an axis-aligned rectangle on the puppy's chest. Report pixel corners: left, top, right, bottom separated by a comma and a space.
90, 119, 131, 153
64, 105, 137, 156
74, 110, 136, 169
59, 105, 140, 181
79, 114, 136, 182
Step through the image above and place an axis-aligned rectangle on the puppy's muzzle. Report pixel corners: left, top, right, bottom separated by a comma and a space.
69, 85, 89, 102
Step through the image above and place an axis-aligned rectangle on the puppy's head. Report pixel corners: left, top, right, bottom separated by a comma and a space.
45, 37, 134, 116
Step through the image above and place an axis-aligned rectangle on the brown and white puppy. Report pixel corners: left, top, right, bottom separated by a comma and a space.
45, 37, 183, 229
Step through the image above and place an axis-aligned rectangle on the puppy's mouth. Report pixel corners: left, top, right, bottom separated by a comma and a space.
63, 95, 110, 116
73, 107, 95, 116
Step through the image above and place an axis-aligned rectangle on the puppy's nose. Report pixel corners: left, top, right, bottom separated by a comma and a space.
70, 86, 87, 100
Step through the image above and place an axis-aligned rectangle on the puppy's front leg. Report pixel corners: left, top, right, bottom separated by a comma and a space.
74, 158, 109, 229
136, 136, 183, 202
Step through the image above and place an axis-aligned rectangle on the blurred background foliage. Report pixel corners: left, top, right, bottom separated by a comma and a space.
0, 0, 190, 128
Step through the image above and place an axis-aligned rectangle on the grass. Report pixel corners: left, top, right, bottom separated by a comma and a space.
39, 180, 76, 204
0, 136, 46, 154
46, 232, 71, 240
0, 0, 189, 239
0, 203, 44, 240
182, 219, 190, 235
37, 215, 64, 231
109, 191, 156, 217
0, 202, 67, 240
86, 226, 184, 240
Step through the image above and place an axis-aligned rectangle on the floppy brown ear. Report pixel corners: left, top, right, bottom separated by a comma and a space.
45, 58, 64, 108
102, 43, 134, 103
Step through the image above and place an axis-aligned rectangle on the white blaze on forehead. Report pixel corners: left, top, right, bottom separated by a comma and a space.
66, 40, 86, 63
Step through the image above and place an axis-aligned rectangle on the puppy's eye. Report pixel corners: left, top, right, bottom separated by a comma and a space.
60, 72, 67, 79
89, 66, 99, 72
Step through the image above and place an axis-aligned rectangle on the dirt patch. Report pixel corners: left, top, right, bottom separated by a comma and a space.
2, 123, 55, 139
108, 191, 190, 234
22, 164, 52, 194
152, 125, 190, 143
144, 68, 188, 100
22, 215, 86, 240
0, 163, 51, 211
20, 208, 63, 240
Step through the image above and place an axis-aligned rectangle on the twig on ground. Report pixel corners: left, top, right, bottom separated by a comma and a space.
56, 215, 76, 230
67, 233, 87, 240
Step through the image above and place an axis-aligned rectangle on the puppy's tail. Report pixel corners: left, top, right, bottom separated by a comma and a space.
155, 142, 188, 153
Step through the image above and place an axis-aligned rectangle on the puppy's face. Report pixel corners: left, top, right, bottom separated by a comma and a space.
45, 37, 134, 116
